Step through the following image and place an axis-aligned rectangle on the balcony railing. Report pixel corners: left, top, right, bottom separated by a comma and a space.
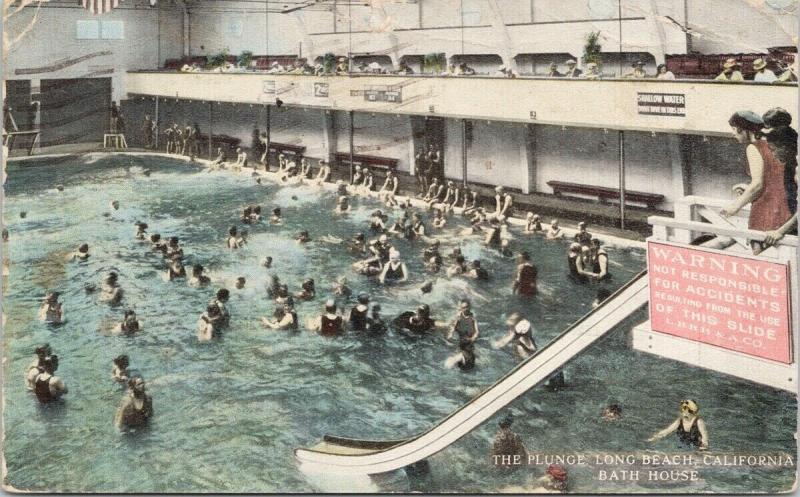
126, 71, 797, 136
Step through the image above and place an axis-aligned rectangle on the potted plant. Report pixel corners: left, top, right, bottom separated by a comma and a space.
423, 53, 445, 74
238, 50, 254, 69
583, 31, 603, 67
322, 53, 336, 74
206, 48, 230, 69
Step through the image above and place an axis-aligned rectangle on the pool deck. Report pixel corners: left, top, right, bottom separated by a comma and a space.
6, 145, 650, 248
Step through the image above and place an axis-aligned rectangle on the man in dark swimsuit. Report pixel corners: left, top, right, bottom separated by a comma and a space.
348, 294, 370, 331
33, 355, 67, 404
512, 251, 538, 296
392, 304, 436, 334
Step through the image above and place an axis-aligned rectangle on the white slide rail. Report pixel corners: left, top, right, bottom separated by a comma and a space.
295, 272, 650, 475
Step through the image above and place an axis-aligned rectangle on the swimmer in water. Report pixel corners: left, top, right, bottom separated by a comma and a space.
266, 275, 282, 299
588, 238, 610, 281
392, 304, 437, 334
409, 213, 426, 239
213, 288, 231, 328
110, 200, 120, 211
546, 219, 564, 239
446, 254, 468, 277
574, 221, 592, 246
602, 403, 622, 421
295, 230, 312, 244
149, 233, 165, 252
369, 210, 388, 233
512, 251, 538, 296
379, 249, 408, 284
112, 355, 130, 383
261, 298, 299, 330
71, 243, 90, 261
445, 340, 476, 371
237, 229, 249, 247
32, 355, 68, 403
335, 195, 351, 213
648, 399, 709, 450
235, 277, 246, 289
492, 313, 537, 359
332, 276, 352, 299
38, 292, 63, 323
446, 299, 480, 346
165, 236, 183, 259
56, 185, 64, 192
135, 222, 148, 240
567, 243, 588, 283
365, 305, 387, 334
432, 209, 447, 229
294, 278, 316, 300
227, 226, 240, 249
26, 344, 53, 390
465, 259, 489, 281
524, 213, 542, 234
348, 294, 370, 331
115, 376, 153, 430
270, 208, 282, 225
592, 287, 612, 308
165, 256, 186, 281
490, 413, 528, 466
261, 256, 273, 268
347, 233, 368, 257
118, 309, 141, 334
197, 302, 222, 341
308, 300, 344, 336
189, 264, 211, 287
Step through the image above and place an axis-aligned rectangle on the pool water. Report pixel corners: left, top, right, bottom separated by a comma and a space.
2, 154, 795, 493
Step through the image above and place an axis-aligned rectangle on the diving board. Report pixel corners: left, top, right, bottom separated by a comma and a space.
295, 271, 649, 475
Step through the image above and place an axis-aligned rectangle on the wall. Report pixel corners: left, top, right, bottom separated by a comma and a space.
5, 0, 183, 102
335, 113, 415, 173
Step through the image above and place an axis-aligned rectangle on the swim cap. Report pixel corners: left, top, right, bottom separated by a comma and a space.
514, 319, 532, 335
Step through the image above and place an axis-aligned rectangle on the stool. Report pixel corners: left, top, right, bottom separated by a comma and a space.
103, 133, 128, 149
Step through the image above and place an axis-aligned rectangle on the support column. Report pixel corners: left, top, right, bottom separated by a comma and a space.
265, 104, 271, 170
322, 109, 337, 165
349, 110, 355, 183
524, 123, 537, 195
670, 133, 695, 243
618, 130, 626, 230
154, 96, 160, 150
208, 102, 213, 160
461, 119, 468, 187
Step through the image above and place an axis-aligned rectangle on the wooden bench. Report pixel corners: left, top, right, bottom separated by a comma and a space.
197, 133, 241, 152
547, 180, 665, 210
268, 142, 306, 156
333, 152, 398, 172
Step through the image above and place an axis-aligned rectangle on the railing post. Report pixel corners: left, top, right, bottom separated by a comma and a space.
461, 118, 468, 187
208, 102, 213, 160
265, 104, 271, 170
154, 96, 160, 150
618, 130, 626, 230
349, 110, 355, 183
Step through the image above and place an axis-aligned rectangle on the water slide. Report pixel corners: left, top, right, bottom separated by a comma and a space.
294, 271, 650, 475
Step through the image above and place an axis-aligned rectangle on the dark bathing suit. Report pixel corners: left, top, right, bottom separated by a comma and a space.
676, 418, 702, 448
321, 315, 342, 336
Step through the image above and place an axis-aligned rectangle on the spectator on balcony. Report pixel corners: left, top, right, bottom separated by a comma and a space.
751, 58, 777, 83
495, 66, 517, 78
762, 107, 798, 219
397, 60, 414, 75
564, 59, 582, 78
546, 62, 563, 77
656, 64, 675, 80
266, 61, 285, 74
368, 61, 384, 74
583, 62, 601, 80
625, 61, 648, 79
776, 59, 797, 83
714, 59, 744, 82
336, 57, 349, 74
458, 62, 476, 76
721, 111, 792, 253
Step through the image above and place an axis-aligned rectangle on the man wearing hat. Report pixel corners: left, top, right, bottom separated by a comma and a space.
777, 58, 797, 82
564, 59, 582, 78
491, 412, 527, 468
583, 61, 601, 80
752, 57, 777, 82
626, 60, 648, 79
546, 62, 563, 77
715, 58, 744, 82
